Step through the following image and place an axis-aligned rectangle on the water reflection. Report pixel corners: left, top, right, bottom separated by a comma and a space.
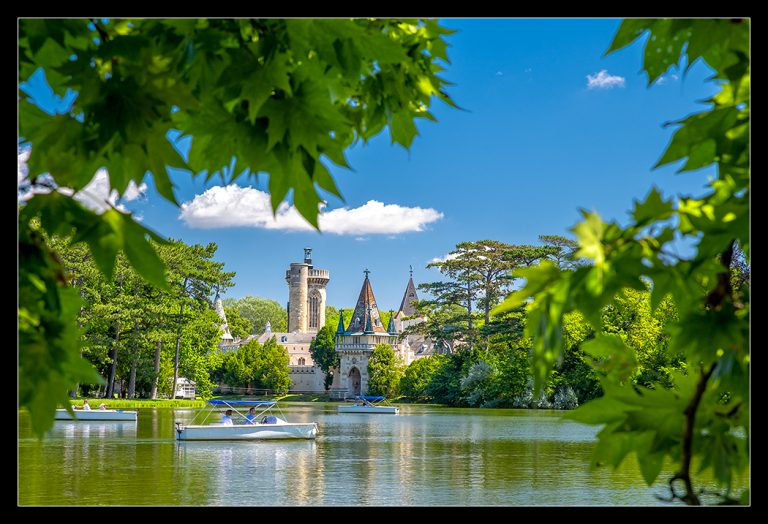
55, 421, 138, 440
175, 441, 318, 505
18, 405, 749, 506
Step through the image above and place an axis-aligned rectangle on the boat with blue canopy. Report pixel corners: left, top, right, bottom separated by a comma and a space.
175, 399, 318, 441
337, 396, 400, 414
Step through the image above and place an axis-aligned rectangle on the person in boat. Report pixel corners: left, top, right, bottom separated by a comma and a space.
220, 409, 234, 425
98, 403, 107, 410
244, 407, 257, 424
261, 415, 277, 424
82, 400, 91, 410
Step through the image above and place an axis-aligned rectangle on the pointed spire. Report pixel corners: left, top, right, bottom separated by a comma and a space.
397, 271, 419, 318
364, 305, 375, 334
387, 310, 397, 334
336, 309, 346, 334
346, 270, 387, 333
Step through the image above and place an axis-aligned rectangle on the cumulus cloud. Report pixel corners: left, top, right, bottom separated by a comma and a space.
428, 252, 460, 265
179, 185, 444, 235
17, 149, 147, 214
72, 169, 147, 213
586, 70, 626, 89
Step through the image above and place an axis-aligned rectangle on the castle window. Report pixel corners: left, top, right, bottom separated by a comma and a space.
298, 357, 306, 365
308, 292, 321, 329
281, 336, 288, 343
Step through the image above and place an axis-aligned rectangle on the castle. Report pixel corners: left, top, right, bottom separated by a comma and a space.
217, 249, 430, 396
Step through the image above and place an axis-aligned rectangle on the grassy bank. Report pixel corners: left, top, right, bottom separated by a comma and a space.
211, 393, 333, 403
69, 399, 206, 409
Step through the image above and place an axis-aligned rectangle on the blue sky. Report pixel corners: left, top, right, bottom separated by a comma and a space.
20, 19, 719, 311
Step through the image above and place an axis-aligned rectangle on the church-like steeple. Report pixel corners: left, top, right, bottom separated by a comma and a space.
387, 310, 397, 334
396, 268, 419, 318
336, 309, 346, 334
364, 305, 375, 334
346, 269, 387, 333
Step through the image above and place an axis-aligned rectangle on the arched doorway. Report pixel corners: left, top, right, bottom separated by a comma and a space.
348, 367, 361, 397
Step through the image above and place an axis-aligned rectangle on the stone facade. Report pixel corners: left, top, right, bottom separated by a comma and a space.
220, 251, 430, 396
286, 248, 329, 334
330, 273, 414, 400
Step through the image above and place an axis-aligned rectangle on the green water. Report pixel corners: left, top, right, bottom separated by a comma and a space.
17, 403, 744, 506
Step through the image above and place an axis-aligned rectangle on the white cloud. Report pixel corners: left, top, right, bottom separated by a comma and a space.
428, 252, 460, 265
586, 70, 626, 89
68, 169, 147, 214
17, 149, 147, 213
178, 185, 444, 235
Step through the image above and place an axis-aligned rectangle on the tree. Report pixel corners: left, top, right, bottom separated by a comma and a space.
424, 353, 467, 406
221, 337, 290, 392
539, 235, 579, 270
222, 296, 287, 335
18, 18, 456, 435
399, 356, 443, 402
366, 344, 403, 398
308, 325, 338, 390
158, 240, 234, 399
422, 240, 553, 350
224, 306, 252, 340
494, 19, 749, 505
402, 300, 466, 354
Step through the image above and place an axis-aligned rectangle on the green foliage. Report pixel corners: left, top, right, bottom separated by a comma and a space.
19, 19, 455, 222
223, 306, 252, 340
178, 309, 223, 399
399, 356, 443, 402
46, 235, 232, 405
18, 17, 456, 434
221, 338, 291, 392
425, 352, 467, 405
421, 240, 558, 352
366, 343, 403, 398
496, 19, 749, 504
222, 296, 287, 334
308, 325, 338, 390
19, 223, 103, 436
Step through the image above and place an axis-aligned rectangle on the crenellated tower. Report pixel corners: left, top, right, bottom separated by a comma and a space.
286, 248, 330, 333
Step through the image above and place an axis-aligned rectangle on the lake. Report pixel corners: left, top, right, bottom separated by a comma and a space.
17, 403, 740, 506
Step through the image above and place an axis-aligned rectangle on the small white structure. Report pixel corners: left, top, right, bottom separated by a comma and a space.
175, 378, 196, 399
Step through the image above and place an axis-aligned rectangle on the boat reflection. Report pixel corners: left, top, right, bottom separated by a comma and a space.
54, 421, 138, 439
174, 440, 319, 505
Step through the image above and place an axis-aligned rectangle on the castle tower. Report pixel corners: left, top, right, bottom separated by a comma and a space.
285, 248, 330, 333
395, 265, 419, 318
331, 269, 397, 399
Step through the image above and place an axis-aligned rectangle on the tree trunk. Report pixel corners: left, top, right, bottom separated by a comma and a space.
106, 321, 121, 398
127, 359, 137, 399
171, 277, 189, 399
150, 339, 162, 399
466, 280, 473, 351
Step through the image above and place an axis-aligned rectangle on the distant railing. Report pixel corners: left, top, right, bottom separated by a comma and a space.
308, 269, 329, 278
289, 366, 316, 374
